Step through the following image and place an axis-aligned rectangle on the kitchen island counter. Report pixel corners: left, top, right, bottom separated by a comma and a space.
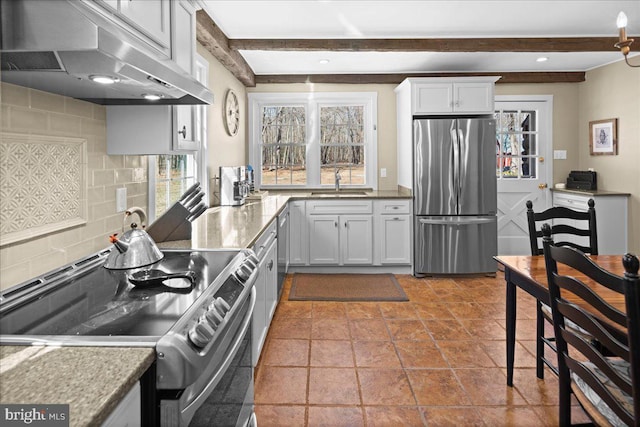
159, 189, 412, 250
0, 345, 154, 427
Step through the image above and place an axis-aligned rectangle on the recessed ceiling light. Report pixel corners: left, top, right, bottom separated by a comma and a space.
536, 57, 549, 63
89, 75, 120, 84
319, 59, 330, 64
142, 93, 164, 101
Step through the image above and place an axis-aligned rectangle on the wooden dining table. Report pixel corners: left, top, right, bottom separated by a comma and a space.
495, 254, 627, 387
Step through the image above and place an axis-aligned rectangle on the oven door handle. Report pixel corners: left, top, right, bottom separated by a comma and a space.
181, 285, 256, 422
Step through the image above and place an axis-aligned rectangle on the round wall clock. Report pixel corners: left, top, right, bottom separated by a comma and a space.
224, 89, 240, 136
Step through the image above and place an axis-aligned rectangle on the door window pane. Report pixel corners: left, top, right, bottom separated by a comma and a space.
495, 110, 538, 179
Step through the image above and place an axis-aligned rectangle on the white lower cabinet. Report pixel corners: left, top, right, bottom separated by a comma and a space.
308, 214, 373, 265
251, 222, 278, 366
102, 382, 140, 427
308, 215, 340, 264
289, 201, 309, 265
552, 190, 629, 254
307, 200, 374, 266
289, 199, 412, 267
374, 200, 412, 265
377, 215, 411, 264
342, 216, 374, 264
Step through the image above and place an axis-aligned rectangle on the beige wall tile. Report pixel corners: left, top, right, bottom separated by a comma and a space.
81, 117, 106, 136
0, 260, 32, 287
64, 98, 94, 118
93, 169, 115, 186
48, 112, 82, 135
0, 106, 9, 131
10, 107, 48, 132
1, 83, 29, 107
30, 89, 65, 112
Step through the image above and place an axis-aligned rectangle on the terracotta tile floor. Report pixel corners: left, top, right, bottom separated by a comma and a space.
254, 273, 591, 426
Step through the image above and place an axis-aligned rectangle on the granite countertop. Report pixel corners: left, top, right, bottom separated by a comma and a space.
0, 346, 154, 427
550, 188, 631, 197
159, 189, 412, 250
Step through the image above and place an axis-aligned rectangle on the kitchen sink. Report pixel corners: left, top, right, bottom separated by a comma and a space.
310, 190, 369, 196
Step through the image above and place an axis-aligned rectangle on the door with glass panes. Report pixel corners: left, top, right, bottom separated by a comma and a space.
495, 97, 552, 255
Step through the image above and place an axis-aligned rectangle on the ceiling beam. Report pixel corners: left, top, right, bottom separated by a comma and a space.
230, 37, 622, 52
195, 10, 256, 87
255, 72, 586, 85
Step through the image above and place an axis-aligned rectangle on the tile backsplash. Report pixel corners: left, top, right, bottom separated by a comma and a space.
0, 82, 149, 290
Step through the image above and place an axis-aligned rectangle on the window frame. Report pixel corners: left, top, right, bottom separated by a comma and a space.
148, 53, 209, 222
248, 92, 378, 189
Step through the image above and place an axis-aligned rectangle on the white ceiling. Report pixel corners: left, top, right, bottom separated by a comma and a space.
200, 0, 640, 75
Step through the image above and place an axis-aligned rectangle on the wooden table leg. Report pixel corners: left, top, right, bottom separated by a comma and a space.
506, 273, 517, 387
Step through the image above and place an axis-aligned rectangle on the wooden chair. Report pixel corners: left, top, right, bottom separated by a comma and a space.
526, 199, 598, 379
542, 223, 640, 426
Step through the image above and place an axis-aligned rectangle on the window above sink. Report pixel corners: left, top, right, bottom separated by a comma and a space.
248, 92, 378, 191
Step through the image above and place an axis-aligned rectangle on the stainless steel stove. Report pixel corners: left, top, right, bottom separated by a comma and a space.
0, 248, 259, 427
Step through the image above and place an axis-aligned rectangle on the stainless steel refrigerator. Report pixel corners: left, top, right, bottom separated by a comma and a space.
413, 116, 497, 275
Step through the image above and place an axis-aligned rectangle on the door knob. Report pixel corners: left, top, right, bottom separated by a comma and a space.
538, 183, 548, 190
539, 156, 545, 163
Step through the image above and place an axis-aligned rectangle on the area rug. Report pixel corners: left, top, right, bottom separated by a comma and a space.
288, 273, 409, 302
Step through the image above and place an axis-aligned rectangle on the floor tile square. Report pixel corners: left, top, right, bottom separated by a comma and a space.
308, 367, 360, 405
262, 338, 309, 366
437, 340, 496, 368
308, 406, 364, 427
394, 340, 448, 368
349, 319, 391, 341
353, 341, 401, 368
310, 340, 354, 367
255, 366, 307, 405
406, 369, 470, 406
311, 317, 350, 340
385, 319, 431, 341
358, 368, 415, 405
364, 406, 424, 427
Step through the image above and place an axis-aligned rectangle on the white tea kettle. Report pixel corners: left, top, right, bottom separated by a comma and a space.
104, 207, 164, 270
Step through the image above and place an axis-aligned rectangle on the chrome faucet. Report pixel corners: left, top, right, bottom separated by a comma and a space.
335, 169, 342, 191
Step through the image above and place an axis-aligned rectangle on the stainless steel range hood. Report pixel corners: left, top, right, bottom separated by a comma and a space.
0, 0, 213, 105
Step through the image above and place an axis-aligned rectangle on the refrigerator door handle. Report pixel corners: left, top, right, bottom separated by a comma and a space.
418, 217, 496, 225
451, 126, 460, 214
457, 127, 464, 203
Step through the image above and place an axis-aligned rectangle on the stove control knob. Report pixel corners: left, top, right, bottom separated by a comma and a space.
246, 253, 259, 267
188, 320, 215, 348
205, 306, 224, 328
213, 297, 231, 315
235, 263, 253, 282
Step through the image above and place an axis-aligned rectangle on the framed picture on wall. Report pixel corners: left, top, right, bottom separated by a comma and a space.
589, 118, 618, 155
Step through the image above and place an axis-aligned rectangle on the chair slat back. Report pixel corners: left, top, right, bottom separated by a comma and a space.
526, 199, 598, 256
542, 223, 640, 425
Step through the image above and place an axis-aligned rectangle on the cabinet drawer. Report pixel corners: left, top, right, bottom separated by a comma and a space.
375, 200, 411, 215
306, 200, 373, 215
553, 193, 591, 211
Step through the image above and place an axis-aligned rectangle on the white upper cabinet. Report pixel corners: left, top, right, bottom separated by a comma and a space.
403, 77, 500, 115
171, 0, 198, 151
106, 0, 200, 154
171, 0, 196, 76
91, 0, 171, 56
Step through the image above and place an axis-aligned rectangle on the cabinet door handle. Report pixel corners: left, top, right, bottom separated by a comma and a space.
393, 217, 400, 220
334, 221, 338, 227
344, 222, 348, 228
267, 260, 273, 271
178, 125, 187, 139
